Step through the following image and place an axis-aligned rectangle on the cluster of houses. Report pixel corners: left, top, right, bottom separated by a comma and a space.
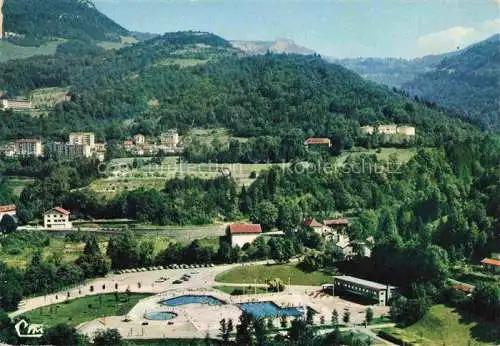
121, 130, 182, 156
226, 217, 372, 259
0, 132, 107, 161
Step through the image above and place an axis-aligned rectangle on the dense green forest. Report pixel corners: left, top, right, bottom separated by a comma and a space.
403, 34, 500, 132
3, 0, 129, 44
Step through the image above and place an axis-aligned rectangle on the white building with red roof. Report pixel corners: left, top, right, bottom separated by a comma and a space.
0, 204, 16, 219
303, 218, 329, 236
227, 223, 262, 248
44, 207, 72, 230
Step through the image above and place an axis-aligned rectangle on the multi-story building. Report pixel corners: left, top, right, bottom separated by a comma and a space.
92, 143, 107, 161
0, 143, 15, 157
396, 126, 416, 136
46, 142, 91, 159
14, 139, 43, 156
69, 132, 95, 148
44, 207, 72, 229
160, 130, 180, 148
133, 134, 146, 145
360, 126, 375, 135
360, 125, 416, 136
378, 125, 398, 135
1, 99, 32, 111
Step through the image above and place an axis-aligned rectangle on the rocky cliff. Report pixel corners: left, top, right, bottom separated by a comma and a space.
231, 38, 315, 55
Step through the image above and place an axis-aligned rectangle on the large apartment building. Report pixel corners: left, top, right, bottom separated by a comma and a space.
69, 132, 95, 148
46, 142, 92, 159
14, 139, 43, 156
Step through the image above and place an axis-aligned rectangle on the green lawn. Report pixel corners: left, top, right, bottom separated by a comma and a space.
380, 305, 500, 346
4, 177, 35, 197
215, 264, 332, 286
22, 293, 151, 327
336, 147, 418, 167
214, 285, 268, 295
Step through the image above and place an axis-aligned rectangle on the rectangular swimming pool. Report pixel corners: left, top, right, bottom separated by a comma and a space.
238, 301, 304, 318
160, 295, 225, 306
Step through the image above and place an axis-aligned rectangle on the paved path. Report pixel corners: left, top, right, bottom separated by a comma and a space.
10, 261, 274, 317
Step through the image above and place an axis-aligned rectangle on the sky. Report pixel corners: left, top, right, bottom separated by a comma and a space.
93, 0, 500, 58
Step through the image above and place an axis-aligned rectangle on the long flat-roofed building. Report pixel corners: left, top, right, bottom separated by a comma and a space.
14, 139, 43, 156
1, 99, 32, 111
46, 142, 91, 159
333, 275, 397, 306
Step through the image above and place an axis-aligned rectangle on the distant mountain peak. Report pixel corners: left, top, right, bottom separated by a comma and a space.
231, 38, 315, 55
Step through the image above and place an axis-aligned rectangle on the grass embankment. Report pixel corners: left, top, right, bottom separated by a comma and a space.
378, 304, 500, 346
130, 339, 221, 346
22, 293, 151, 327
214, 285, 268, 295
215, 264, 331, 286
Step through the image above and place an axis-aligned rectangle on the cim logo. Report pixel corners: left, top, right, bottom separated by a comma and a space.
14, 319, 44, 338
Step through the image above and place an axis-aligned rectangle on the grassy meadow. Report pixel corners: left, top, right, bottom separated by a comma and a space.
215, 263, 332, 286
22, 293, 151, 327
378, 304, 500, 346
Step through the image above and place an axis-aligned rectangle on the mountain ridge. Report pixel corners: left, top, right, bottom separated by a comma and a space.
2, 0, 129, 43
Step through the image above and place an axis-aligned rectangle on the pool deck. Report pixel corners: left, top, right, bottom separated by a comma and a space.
77, 288, 389, 340
11, 261, 390, 341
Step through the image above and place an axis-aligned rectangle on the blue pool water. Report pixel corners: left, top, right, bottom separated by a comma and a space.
144, 311, 177, 320
238, 301, 304, 318
160, 295, 225, 306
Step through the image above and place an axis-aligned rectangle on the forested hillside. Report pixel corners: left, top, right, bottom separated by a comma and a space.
403, 34, 500, 131
3, 0, 129, 43
0, 31, 477, 157
335, 54, 446, 89
338, 35, 500, 132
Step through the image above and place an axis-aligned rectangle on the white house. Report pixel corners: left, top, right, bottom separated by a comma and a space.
44, 207, 72, 229
227, 224, 262, 248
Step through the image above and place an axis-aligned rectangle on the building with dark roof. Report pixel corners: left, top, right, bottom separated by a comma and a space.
333, 275, 397, 306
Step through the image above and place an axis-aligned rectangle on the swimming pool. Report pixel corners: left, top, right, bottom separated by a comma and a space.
159, 295, 225, 306
238, 301, 304, 318
144, 311, 177, 320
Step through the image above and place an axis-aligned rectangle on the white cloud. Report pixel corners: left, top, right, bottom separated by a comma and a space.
417, 19, 500, 55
